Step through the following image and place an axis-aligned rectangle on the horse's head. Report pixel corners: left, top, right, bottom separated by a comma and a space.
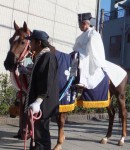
9, 21, 31, 60
4, 21, 31, 71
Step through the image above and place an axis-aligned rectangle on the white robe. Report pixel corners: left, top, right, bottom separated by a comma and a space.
73, 27, 127, 89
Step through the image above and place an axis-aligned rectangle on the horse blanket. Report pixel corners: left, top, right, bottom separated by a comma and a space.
55, 50, 110, 112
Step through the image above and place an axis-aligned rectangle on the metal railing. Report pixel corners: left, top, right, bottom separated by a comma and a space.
104, 8, 130, 22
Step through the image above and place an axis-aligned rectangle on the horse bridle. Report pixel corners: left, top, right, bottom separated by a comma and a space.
9, 30, 31, 63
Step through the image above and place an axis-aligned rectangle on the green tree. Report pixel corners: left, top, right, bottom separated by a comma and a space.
0, 74, 16, 115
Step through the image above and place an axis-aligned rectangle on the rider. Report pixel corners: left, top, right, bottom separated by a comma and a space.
73, 12, 107, 89
25, 30, 59, 150
73, 12, 127, 89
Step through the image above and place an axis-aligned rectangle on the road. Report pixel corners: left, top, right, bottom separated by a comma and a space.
0, 117, 130, 150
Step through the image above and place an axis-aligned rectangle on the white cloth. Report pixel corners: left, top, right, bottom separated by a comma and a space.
73, 27, 127, 88
105, 60, 127, 87
73, 27, 106, 89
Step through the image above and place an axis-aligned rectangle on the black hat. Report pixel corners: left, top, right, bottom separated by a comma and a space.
26, 30, 49, 41
78, 13, 92, 23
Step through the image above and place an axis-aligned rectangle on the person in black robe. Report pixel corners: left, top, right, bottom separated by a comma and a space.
25, 30, 59, 150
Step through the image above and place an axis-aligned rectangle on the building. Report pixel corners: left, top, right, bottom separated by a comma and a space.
0, 0, 99, 73
102, 0, 130, 83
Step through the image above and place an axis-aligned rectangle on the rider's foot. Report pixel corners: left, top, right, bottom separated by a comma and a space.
74, 83, 85, 89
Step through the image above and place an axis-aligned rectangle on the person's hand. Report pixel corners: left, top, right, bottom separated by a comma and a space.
28, 98, 43, 114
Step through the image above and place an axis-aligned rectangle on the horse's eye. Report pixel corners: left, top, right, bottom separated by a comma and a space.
21, 41, 25, 45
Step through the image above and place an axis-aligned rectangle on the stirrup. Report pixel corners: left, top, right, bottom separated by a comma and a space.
74, 83, 86, 90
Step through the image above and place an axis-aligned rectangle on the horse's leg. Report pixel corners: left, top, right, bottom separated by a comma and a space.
117, 93, 127, 146
116, 75, 127, 146
100, 100, 115, 144
53, 112, 66, 150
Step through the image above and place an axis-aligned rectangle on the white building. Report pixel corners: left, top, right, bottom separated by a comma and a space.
0, 0, 98, 73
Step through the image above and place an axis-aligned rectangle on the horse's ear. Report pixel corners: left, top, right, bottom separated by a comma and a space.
23, 21, 28, 32
14, 20, 19, 31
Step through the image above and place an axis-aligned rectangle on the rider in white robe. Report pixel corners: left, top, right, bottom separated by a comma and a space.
73, 13, 127, 89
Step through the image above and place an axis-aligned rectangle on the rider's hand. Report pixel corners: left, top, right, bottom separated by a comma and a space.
28, 98, 43, 114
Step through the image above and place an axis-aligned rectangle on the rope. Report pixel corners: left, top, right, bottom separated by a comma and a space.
24, 55, 41, 113
59, 52, 79, 101
59, 76, 75, 101
24, 109, 42, 150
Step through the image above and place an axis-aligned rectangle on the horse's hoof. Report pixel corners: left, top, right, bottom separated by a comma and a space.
100, 138, 108, 144
118, 140, 124, 146
53, 144, 62, 150
63, 135, 65, 140
118, 136, 125, 146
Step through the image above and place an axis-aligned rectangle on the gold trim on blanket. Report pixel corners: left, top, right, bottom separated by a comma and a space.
59, 91, 110, 112
59, 103, 76, 112
76, 91, 110, 108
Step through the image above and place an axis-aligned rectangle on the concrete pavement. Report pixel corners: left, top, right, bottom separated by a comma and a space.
0, 117, 130, 150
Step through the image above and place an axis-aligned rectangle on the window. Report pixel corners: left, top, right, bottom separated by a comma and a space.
127, 34, 130, 43
109, 35, 122, 58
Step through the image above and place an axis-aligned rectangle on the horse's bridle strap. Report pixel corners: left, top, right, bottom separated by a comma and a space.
17, 31, 30, 62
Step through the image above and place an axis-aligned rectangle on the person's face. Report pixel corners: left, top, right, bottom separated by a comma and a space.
79, 21, 90, 32
30, 39, 39, 52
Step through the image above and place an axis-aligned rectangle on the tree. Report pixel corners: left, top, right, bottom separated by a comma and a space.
0, 74, 17, 115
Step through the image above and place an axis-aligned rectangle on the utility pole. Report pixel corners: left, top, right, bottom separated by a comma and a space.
96, 0, 100, 31
99, 9, 104, 37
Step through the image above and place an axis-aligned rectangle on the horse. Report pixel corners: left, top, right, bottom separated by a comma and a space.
4, 21, 32, 139
53, 67, 128, 150
4, 21, 128, 150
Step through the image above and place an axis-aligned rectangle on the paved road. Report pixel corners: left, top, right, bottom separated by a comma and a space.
0, 118, 130, 150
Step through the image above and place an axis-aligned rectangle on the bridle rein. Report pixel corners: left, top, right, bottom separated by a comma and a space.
10, 30, 31, 92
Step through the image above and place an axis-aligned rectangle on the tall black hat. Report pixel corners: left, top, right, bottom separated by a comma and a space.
78, 13, 92, 23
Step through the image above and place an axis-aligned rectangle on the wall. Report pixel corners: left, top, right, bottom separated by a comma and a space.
0, 0, 98, 73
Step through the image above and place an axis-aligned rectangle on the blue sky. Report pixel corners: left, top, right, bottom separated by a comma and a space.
100, 0, 111, 12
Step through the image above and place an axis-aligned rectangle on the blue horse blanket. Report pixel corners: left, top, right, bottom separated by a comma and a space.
55, 50, 110, 111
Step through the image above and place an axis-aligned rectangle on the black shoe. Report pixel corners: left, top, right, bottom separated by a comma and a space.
13, 134, 22, 139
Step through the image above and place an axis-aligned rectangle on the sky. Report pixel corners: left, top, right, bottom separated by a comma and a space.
100, 0, 111, 12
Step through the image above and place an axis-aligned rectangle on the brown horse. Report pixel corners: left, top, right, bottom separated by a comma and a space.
53, 73, 128, 150
4, 21, 128, 150
4, 21, 32, 139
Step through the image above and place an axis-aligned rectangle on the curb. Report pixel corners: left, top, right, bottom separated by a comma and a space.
66, 112, 130, 122
0, 112, 130, 125
0, 116, 19, 126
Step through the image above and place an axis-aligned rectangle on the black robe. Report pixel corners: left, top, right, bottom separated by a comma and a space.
28, 51, 59, 119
